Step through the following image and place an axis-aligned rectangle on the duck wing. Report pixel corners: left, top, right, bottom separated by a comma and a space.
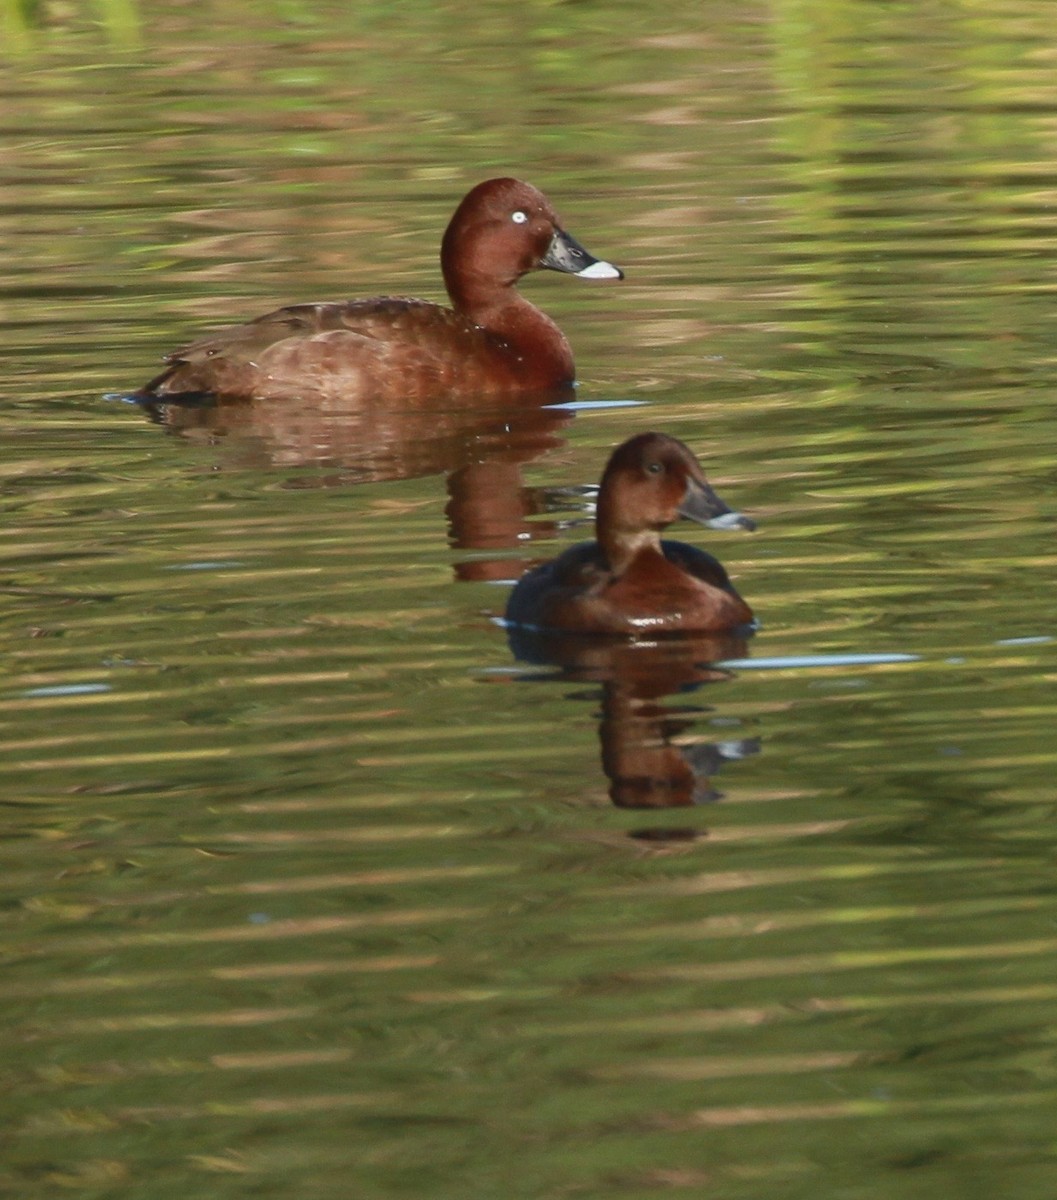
166, 298, 464, 366
140, 299, 495, 401
505, 543, 609, 627
660, 540, 740, 594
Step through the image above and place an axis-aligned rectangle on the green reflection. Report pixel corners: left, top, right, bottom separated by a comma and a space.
2, 0, 140, 51
4, 1, 1057, 1198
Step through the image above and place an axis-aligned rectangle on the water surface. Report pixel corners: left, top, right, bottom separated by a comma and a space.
3, 3, 1057, 1197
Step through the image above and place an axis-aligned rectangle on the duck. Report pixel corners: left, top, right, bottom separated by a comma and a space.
505, 432, 756, 636
131, 177, 623, 405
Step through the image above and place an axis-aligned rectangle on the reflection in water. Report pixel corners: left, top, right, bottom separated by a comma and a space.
507, 629, 760, 834
136, 391, 575, 578
136, 387, 573, 481
8, 5, 1057, 1192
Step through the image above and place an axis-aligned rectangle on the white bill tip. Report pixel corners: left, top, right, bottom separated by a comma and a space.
575, 260, 623, 280
706, 510, 755, 532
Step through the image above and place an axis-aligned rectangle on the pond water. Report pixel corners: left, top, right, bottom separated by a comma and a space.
3, 2, 1057, 1197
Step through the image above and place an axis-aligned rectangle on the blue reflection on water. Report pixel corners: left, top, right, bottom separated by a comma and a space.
718, 653, 921, 670
545, 399, 648, 411
20, 683, 113, 697
162, 561, 245, 571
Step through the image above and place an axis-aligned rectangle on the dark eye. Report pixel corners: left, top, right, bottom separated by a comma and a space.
645, 461, 663, 476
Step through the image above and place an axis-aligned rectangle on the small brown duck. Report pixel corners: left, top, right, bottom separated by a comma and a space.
505, 433, 756, 636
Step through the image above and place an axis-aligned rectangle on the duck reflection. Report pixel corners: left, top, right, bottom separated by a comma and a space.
507, 629, 760, 829
137, 388, 575, 576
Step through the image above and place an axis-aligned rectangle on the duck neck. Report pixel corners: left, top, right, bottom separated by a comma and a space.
597, 502, 663, 576
443, 246, 574, 381
496, 296, 573, 376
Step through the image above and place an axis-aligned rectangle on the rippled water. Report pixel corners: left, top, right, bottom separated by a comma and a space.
4, 2, 1057, 1197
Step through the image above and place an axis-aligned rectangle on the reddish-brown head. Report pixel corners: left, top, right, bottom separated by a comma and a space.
440, 177, 622, 310
595, 433, 754, 563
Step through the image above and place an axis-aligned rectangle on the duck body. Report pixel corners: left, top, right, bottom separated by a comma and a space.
505, 433, 756, 636
134, 178, 622, 405
507, 538, 753, 636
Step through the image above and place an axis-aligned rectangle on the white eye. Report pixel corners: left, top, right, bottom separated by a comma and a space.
511, 210, 528, 224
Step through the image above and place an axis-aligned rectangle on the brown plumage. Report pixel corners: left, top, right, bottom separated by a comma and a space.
506, 433, 756, 636
133, 178, 622, 405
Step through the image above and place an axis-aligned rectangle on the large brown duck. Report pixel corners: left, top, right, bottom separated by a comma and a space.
132, 177, 623, 405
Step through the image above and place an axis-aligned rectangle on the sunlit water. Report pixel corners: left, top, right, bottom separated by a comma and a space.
3, 3, 1057, 1198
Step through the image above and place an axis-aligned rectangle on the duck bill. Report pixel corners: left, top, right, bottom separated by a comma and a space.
679, 477, 756, 533
540, 227, 624, 280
